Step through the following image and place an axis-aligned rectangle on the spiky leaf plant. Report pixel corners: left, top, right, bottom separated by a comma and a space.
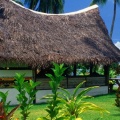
58, 81, 109, 120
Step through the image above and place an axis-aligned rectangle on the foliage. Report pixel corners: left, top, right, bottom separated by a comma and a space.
109, 80, 116, 85
92, 64, 118, 78
12, 0, 23, 5
115, 85, 120, 107
109, 69, 117, 78
38, 63, 109, 120
14, 73, 40, 120
93, 65, 104, 75
76, 64, 89, 76
23, 0, 65, 13
58, 81, 109, 120
116, 64, 120, 74
110, 63, 120, 75
38, 63, 67, 120
109, 68, 117, 86
66, 64, 90, 76
0, 91, 19, 120
90, 0, 120, 38
8, 94, 120, 120
90, 0, 107, 5
65, 65, 74, 76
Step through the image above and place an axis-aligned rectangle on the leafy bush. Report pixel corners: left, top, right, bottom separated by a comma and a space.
38, 63, 109, 120
58, 81, 109, 120
39, 63, 67, 120
14, 73, 40, 120
0, 91, 19, 120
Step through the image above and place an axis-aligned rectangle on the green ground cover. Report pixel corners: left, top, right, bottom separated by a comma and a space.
10, 93, 120, 120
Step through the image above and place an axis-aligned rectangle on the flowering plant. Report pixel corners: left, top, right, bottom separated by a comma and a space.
109, 80, 116, 85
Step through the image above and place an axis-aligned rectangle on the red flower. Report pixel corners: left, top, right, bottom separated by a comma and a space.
0, 115, 4, 119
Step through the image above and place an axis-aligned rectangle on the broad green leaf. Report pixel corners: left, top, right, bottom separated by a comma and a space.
56, 117, 67, 120
49, 81, 54, 89
59, 87, 71, 99
73, 81, 86, 97
0, 91, 7, 102
46, 74, 55, 81
14, 73, 25, 86
70, 115, 76, 120
76, 118, 82, 120
31, 81, 41, 88
41, 94, 54, 99
78, 102, 109, 114
58, 76, 65, 83
37, 117, 49, 120
76, 86, 99, 102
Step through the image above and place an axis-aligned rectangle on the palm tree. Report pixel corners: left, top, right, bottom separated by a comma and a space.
24, 0, 65, 14
91, 0, 120, 38
12, 0, 23, 5
24, 0, 38, 10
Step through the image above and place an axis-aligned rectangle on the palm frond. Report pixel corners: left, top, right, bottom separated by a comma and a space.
76, 86, 99, 103
90, 0, 107, 5
73, 81, 86, 98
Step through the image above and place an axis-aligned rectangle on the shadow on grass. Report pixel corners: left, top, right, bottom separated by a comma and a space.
92, 93, 116, 98
111, 113, 120, 116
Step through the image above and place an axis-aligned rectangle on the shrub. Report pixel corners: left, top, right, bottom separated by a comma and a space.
14, 73, 40, 120
38, 63, 109, 120
40, 63, 67, 120
0, 91, 19, 120
58, 81, 109, 120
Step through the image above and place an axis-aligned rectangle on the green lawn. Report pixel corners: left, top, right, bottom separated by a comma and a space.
10, 93, 120, 120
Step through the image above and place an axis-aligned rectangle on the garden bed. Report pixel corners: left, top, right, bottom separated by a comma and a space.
10, 94, 120, 120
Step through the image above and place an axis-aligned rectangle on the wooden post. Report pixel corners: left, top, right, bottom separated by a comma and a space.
73, 64, 76, 77
115, 80, 120, 106
104, 65, 109, 93
32, 67, 36, 104
66, 75, 68, 88
90, 63, 93, 76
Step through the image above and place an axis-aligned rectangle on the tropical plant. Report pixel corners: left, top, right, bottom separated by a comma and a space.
24, 0, 65, 13
115, 82, 120, 107
38, 63, 109, 120
58, 81, 109, 120
95, 65, 104, 75
109, 69, 117, 78
116, 63, 120, 74
0, 91, 20, 120
76, 64, 89, 76
110, 63, 120, 75
90, 0, 120, 38
38, 63, 67, 120
14, 73, 40, 120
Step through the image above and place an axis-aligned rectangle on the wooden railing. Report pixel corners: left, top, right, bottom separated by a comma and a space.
0, 77, 32, 88
36, 76, 105, 90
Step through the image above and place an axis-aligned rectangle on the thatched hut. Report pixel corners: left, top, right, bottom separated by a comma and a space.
0, 0, 120, 65
0, 0, 120, 90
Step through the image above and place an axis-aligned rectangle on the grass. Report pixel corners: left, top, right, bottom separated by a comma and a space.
10, 93, 120, 120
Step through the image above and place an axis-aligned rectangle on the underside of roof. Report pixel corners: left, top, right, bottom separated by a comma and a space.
0, 0, 120, 67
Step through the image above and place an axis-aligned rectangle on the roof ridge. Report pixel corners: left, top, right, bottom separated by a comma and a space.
10, 0, 98, 16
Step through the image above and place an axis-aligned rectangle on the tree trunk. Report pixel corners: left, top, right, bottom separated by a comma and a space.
110, 0, 116, 38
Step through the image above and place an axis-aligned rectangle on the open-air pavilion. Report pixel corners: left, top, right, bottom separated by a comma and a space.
0, 0, 120, 104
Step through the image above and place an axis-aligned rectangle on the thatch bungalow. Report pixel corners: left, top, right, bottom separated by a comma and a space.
0, 0, 120, 104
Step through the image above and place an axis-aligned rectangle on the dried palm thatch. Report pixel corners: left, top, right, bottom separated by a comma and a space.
0, 0, 120, 67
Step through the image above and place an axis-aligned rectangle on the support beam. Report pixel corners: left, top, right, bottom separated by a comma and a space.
32, 67, 36, 104
90, 63, 93, 76
104, 65, 109, 85
73, 64, 76, 77
104, 65, 109, 93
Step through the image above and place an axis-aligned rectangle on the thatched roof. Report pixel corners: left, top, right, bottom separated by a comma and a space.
0, 0, 120, 67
